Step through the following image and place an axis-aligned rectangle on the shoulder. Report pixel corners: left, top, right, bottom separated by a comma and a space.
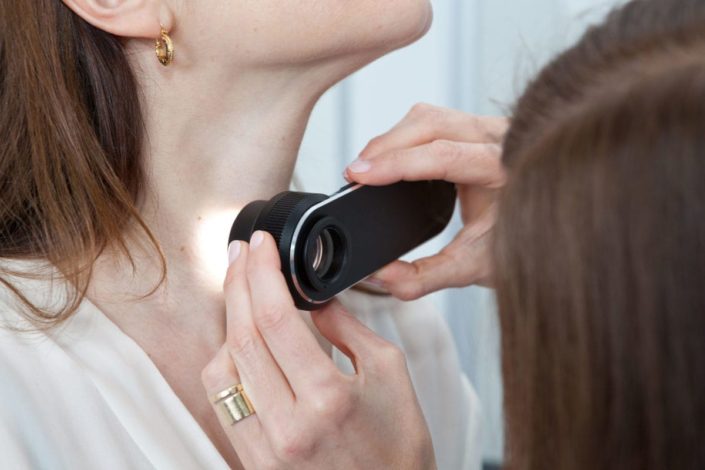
0, 263, 116, 469
0, 258, 76, 399
0, 258, 69, 330
0, 304, 68, 469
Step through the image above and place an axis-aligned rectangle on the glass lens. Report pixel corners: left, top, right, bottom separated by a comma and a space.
310, 229, 335, 278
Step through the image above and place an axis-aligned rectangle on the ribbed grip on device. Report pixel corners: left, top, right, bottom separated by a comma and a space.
260, 192, 310, 246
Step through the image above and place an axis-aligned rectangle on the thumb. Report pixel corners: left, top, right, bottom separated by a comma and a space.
370, 236, 492, 300
369, 255, 460, 301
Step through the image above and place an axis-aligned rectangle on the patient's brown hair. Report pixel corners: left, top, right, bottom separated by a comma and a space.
0, 1, 164, 327
495, 0, 705, 468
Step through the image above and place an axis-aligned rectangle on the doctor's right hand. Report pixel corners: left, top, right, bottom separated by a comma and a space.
345, 104, 508, 299
202, 232, 436, 470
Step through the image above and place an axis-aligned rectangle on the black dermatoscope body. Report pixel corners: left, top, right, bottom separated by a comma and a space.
229, 181, 457, 310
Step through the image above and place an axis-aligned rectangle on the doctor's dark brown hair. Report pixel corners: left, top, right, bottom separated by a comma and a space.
0, 1, 164, 326
495, 0, 705, 468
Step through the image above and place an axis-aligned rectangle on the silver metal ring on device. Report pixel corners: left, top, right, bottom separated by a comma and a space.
289, 184, 363, 305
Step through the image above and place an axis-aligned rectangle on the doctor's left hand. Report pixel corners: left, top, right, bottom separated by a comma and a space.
201, 231, 436, 470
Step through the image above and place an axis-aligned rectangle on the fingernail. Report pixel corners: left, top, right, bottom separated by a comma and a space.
250, 231, 264, 249
348, 159, 372, 174
365, 276, 386, 288
228, 241, 241, 266
358, 277, 390, 295
342, 169, 352, 182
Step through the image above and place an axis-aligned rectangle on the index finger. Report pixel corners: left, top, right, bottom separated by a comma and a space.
222, 241, 295, 426
360, 104, 508, 159
246, 231, 342, 396
347, 140, 506, 188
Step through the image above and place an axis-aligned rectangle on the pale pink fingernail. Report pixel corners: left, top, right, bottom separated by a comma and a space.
365, 276, 386, 288
348, 159, 372, 173
228, 241, 241, 266
250, 231, 264, 249
359, 277, 390, 294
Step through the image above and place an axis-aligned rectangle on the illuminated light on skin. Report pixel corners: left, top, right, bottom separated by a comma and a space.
195, 207, 243, 291
193, 206, 331, 348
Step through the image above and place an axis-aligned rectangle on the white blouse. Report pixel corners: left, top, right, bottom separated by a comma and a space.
0, 259, 481, 470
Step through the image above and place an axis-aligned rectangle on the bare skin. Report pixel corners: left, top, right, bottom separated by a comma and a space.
59, 0, 433, 467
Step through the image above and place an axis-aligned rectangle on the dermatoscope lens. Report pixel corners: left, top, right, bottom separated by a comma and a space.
305, 224, 346, 283
308, 228, 335, 278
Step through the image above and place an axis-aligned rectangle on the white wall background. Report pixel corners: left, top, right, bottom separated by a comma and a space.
295, 0, 621, 464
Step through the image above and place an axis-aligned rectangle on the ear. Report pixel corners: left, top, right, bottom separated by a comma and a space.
61, 0, 175, 39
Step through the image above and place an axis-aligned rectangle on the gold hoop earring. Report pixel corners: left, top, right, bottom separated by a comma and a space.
155, 26, 174, 66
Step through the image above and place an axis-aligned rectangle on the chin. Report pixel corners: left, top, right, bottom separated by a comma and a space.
364, 0, 434, 52
230, 0, 433, 70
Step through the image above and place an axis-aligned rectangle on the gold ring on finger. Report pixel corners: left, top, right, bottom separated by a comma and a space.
211, 384, 256, 425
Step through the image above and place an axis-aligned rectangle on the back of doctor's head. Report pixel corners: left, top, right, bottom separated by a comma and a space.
494, 0, 705, 468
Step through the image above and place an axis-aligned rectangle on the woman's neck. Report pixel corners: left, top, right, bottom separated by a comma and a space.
87, 63, 337, 352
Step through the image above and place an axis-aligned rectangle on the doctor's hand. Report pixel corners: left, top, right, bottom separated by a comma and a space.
201, 231, 436, 470
345, 103, 508, 299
